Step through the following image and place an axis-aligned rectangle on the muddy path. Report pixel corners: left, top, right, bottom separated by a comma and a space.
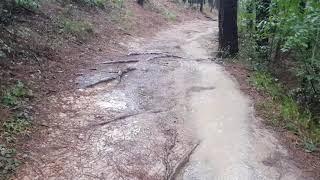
16, 20, 310, 180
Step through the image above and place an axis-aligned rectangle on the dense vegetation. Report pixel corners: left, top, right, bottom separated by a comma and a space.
238, 0, 320, 150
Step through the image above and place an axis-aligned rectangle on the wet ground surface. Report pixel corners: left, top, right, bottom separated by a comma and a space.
16, 20, 311, 180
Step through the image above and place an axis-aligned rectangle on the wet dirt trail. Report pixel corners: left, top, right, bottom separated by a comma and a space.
16, 20, 310, 180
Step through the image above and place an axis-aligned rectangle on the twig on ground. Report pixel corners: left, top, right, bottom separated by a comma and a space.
168, 142, 200, 180
101, 60, 139, 64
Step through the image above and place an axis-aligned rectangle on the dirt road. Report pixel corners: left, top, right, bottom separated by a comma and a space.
16, 20, 309, 179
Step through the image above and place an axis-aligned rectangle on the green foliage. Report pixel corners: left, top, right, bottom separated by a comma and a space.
239, 0, 320, 151
1, 82, 31, 143
14, 0, 39, 10
251, 71, 320, 151
0, 82, 31, 178
2, 82, 28, 107
164, 10, 177, 21
250, 71, 283, 98
0, 0, 39, 24
0, 145, 19, 177
3, 115, 30, 143
304, 140, 317, 152
111, 0, 124, 8
239, 0, 320, 102
61, 19, 93, 40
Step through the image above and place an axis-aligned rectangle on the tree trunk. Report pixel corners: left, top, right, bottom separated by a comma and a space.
218, 0, 239, 57
200, 0, 204, 12
137, 0, 144, 6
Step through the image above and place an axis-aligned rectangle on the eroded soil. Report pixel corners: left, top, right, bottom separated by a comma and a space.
15, 20, 313, 180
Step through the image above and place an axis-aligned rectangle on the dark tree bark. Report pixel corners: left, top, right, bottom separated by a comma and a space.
200, 0, 204, 12
218, 0, 239, 56
137, 0, 144, 6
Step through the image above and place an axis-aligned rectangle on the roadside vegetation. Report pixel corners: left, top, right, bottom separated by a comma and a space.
0, 82, 31, 177
237, 0, 320, 152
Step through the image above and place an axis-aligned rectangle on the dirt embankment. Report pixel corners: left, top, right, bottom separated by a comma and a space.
0, 0, 205, 178
0, 0, 203, 96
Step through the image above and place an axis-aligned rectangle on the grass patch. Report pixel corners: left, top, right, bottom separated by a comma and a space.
2, 81, 28, 107
61, 18, 93, 40
249, 72, 283, 98
144, 1, 177, 22
163, 10, 177, 21
250, 71, 320, 152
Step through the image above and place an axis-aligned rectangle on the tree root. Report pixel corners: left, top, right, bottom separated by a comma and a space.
204, 15, 217, 21
85, 67, 136, 88
90, 109, 164, 127
168, 142, 200, 180
93, 113, 140, 127
101, 60, 139, 64
147, 54, 183, 61
127, 52, 165, 56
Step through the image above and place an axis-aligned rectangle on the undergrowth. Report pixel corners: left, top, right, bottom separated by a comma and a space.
0, 144, 19, 177
14, 0, 40, 10
0, 82, 32, 178
61, 18, 93, 40
250, 71, 320, 152
238, 0, 320, 152
163, 10, 177, 21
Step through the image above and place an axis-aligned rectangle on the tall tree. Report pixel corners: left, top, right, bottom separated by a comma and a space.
218, 0, 239, 56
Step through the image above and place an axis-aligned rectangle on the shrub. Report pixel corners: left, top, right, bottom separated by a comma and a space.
2, 81, 28, 107
14, 0, 39, 10
0, 145, 19, 177
61, 19, 93, 40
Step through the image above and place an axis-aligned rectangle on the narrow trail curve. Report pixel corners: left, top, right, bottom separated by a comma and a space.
16, 20, 309, 180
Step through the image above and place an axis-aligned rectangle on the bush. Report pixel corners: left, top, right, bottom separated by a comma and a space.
239, 0, 320, 108
250, 71, 320, 152
239, 0, 320, 151
2, 81, 28, 107
14, 0, 39, 10
61, 19, 94, 40
0, 145, 19, 177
